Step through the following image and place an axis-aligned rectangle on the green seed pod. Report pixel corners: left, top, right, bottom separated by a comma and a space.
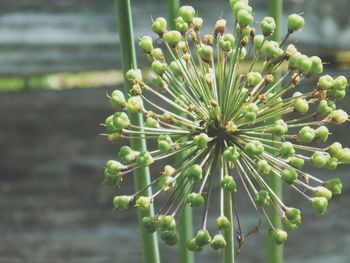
257, 159, 271, 176
262, 40, 284, 59
187, 164, 203, 181
333, 75, 348, 90
119, 145, 138, 163
194, 133, 210, 149
125, 68, 142, 82
328, 89, 346, 101
288, 52, 302, 70
289, 157, 305, 169
340, 147, 350, 164
230, 0, 249, 8
138, 36, 153, 53
280, 142, 295, 158
253, 34, 265, 51
232, 1, 252, 16
285, 208, 301, 224
151, 60, 167, 75
315, 126, 329, 142
311, 197, 328, 215
216, 216, 231, 231
282, 217, 298, 232
317, 75, 334, 90
255, 190, 271, 207
329, 109, 348, 124
311, 151, 330, 168
157, 135, 173, 152
169, 59, 185, 77
113, 195, 133, 210
287, 14, 304, 32
109, 90, 126, 108
158, 215, 176, 231
310, 56, 323, 74
261, 16, 276, 36
296, 55, 312, 73
151, 48, 164, 61
135, 196, 153, 211
186, 193, 204, 207
219, 33, 236, 52
175, 16, 189, 34
151, 17, 167, 35
106, 160, 125, 173
144, 117, 159, 128
318, 100, 333, 117
220, 175, 237, 192
325, 157, 338, 170
245, 140, 264, 156
323, 178, 342, 195
195, 229, 211, 246
163, 30, 182, 47
198, 44, 213, 62
271, 228, 288, 245
112, 112, 130, 130
127, 96, 143, 113
104, 168, 121, 186
247, 72, 263, 86
151, 74, 163, 88
160, 230, 179, 246
210, 234, 227, 250
223, 146, 240, 162
179, 5, 196, 22
105, 115, 118, 133
299, 126, 316, 143
142, 216, 158, 233
314, 186, 333, 200
328, 142, 343, 158
187, 238, 203, 252
281, 168, 298, 184
272, 119, 288, 137
136, 151, 154, 167
237, 9, 254, 27
294, 98, 309, 114
158, 176, 176, 192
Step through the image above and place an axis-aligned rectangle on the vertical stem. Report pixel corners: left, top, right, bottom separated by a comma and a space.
266, 0, 283, 263
167, 1, 194, 263
223, 191, 234, 263
115, 1, 160, 263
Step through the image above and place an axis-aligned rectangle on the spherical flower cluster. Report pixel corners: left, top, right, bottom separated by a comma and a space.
103, 1, 348, 251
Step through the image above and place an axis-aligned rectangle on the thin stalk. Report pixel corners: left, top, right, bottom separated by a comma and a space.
266, 0, 283, 263
167, 1, 195, 263
115, 1, 160, 262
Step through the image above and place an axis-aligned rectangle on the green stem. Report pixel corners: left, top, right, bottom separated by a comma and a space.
115, 1, 160, 262
223, 191, 234, 263
167, 1, 195, 263
266, 0, 283, 263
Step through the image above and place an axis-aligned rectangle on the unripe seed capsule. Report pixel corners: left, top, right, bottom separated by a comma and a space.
281, 168, 298, 184
135, 196, 153, 211
187, 164, 203, 181
194, 133, 210, 149
333, 75, 348, 90
257, 159, 271, 176
314, 186, 333, 200
311, 151, 330, 168
329, 109, 348, 124
105, 115, 118, 133
151, 17, 167, 35
315, 126, 329, 142
282, 217, 298, 232
311, 197, 328, 215
186, 193, 204, 207
255, 190, 271, 207
237, 9, 254, 27
285, 208, 301, 224
299, 126, 316, 143
210, 234, 227, 250
271, 228, 288, 245
125, 68, 142, 82
179, 5, 196, 23
112, 112, 130, 130
287, 14, 304, 32
289, 157, 304, 169
323, 178, 342, 195
294, 98, 309, 114
195, 229, 211, 246
127, 96, 143, 113
317, 75, 334, 90
328, 142, 343, 158
220, 175, 237, 192
138, 36, 153, 53
340, 147, 350, 164
310, 56, 323, 74
261, 16, 276, 36
109, 90, 126, 108
216, 216, 231, 231
163, 30, 182, 47
247, 72, 263, 86
136, 151, 154, 167
113, 195, 133, 209
198, 44, 213, 62
151, 60, 167, 75
223, 146, 240, 162
142, 216, 158, 233
280, 142, 295, 158
232, 2, 252, 16
161, 231, 179, 246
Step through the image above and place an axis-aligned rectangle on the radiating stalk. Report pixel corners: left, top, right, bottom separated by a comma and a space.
115, 1, 160, 262
167, 1, 195, 263
266, 0, 283, 263
223, 190, 234, 263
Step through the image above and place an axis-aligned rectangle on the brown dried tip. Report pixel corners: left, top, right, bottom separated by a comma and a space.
265, 74, 274, 83
214, 19, 226, 36
203, 34, 214, 46
240, 36, 249, 47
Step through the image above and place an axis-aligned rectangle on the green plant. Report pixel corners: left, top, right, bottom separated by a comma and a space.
107, 1, 348, 262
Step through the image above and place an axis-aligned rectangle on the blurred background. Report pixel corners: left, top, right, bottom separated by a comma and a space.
1, 0, 350, 262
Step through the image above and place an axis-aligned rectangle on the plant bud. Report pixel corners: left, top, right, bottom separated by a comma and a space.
112, 112, 130, 130
186, 193, 204, 207
325, 157, 338, 170
151, 60, 167, 75
262, 40, 283, 59
247, 72, 263, 86
105, 115, 118, 133
294, 98, 309, 114
113, 195, 133, 210
194, 133, 210, 149
119, 145, 138, 163
333, 75, 348, 90
340, 147, 350, 164
317, 75, 333, 90
195, 229, 211, 246
158, 135, 173, 152
261, 16, 276, 36
187, 164, 203, 181
198, 44, 213, 62
179, 5, 196, 22
135, 196, 153, 211
289, 157, 304, 169
318, 100, 333, 117
280, 142, 295, 158
220, 175, 237, 192
328, 142, 343, 158
223, 146, 240, 162
257, 159, 271, 176
151, 17, 167, 35
136, 151, 154, 167
175, 16, 189, 34
163, 30, 182, 47
127, 96, 143, 113
210, 234, 227, 250
169, 59, 185, 77
315, 126, 329, 142
187, 238, 203, 252
272, 119, 288, 137
311, 151, 330, 168
219, 33, 236, 52
109, 90, 126, 108
144, 117, 159, 128
232, 1, 252, 16
282, 217, 297, 232
138, 36, 153, 53
255, 190, 271, 207
271, 228, 288, 245
287, 14, 304, 32
125, 68, 142, 82
237, 9, 254, 27
158, 215, 176, 231
245, 140, 264, 156
329, 109, 348, 124
281, 168, 298, 184
142, 216, 158, 233
299, 126, 316, 143
286, 208, 301, 224
253, 34, 265, 50
314, 186, 332, 200
310, 56, 323, 74
311, 197, 328, 215
323, 178, 342, 195
160, 230, 179, 246
328, 89, 346, 101
216, 216, 231, 231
